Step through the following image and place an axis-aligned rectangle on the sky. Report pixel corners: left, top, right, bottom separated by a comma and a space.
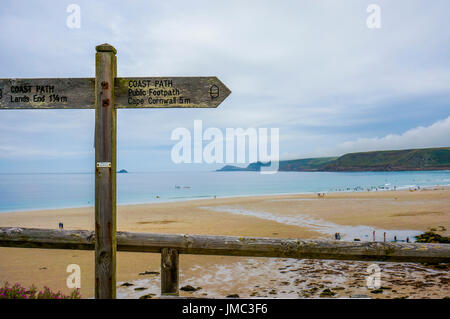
0, 0, 449, 173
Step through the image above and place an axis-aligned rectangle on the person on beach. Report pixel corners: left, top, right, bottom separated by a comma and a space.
373, 230, 376, 241
58, 222, 63, 230
384, 232, 386, 242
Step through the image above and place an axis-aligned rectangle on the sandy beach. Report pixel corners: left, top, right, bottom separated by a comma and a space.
0, 187, 449, 299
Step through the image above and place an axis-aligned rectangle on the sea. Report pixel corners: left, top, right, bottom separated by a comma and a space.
0, 170, 449, 213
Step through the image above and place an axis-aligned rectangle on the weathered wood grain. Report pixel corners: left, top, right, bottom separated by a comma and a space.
115, 77, 231, 108
0, 76, 231, 109
161, 248, 179, 295
0, 43, 234, 299
0, 227, 449, 264
0, 78, 95, 109
94, 43, 117, 299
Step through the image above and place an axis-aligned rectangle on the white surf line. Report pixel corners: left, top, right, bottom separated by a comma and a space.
200, 206, 423, 242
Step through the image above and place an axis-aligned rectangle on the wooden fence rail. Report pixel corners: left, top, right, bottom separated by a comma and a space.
1, 227, 449, 296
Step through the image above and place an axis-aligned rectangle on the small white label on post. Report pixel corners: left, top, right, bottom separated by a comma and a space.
96, 162, 111, 168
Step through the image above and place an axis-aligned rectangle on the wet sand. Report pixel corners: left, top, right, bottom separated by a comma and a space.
0, 187, 449, 298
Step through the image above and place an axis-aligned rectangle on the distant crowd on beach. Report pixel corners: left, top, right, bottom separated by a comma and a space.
322, 184, 443, 193
334, 230, 411, 243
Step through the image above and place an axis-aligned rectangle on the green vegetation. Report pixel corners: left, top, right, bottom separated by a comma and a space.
0, 282, 81, 299
323, 147, 450, 171
415, 232, 450, 243
279, 157, 338, 171
217, 147, 450, 172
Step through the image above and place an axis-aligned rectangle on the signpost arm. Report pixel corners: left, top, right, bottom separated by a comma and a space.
94, 43, 117, 299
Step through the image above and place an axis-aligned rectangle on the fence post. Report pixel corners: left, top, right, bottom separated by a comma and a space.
161, 248, 179, 296
94, 43, 117, 299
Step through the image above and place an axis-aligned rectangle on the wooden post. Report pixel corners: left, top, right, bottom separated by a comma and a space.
94, 43, 117, 299
161, 248, 179, 296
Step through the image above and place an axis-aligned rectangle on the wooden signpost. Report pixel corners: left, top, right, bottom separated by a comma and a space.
0, 78, 95, 109
0, 43, 231, 299
115, 77, 230, 108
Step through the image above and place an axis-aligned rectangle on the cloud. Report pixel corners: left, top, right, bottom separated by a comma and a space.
328, 116, 450, 156
1, 0, 450, 171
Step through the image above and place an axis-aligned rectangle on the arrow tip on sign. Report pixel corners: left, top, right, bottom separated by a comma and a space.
213, 77, 231, 107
